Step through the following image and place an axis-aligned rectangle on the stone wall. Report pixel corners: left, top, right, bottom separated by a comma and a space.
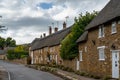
9, 58, 27, 64
78, 20, 120, 77
62, 59, 76, 71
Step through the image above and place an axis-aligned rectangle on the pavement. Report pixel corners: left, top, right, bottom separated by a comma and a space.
0, 66, 9, 80
57, 69, 96, 80
0, 60, 63, 80
0, 60, 115, 80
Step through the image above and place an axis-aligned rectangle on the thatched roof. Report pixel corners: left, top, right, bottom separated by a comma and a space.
31, 27, 71, 51
76, 31, 88, 43
85, 0, 120, 30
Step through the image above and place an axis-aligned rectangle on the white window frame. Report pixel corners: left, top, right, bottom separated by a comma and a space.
79, 51, 83, 61
97, 46, 105, 61
98, 25, 104, 38
111, 22, 117, 34
50, 55, 52, 60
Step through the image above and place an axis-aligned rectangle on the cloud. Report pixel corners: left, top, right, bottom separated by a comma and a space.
0, 0, 110, 44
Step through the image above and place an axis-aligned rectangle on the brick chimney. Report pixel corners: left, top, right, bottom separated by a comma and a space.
43, 33, 46, 37
54, 27, 58, 33
49, 26, 52, 35
63, 21, 66, 29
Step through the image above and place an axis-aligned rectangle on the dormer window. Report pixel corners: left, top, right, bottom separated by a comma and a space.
111, 22, 117, 34
99, 25, 104, 38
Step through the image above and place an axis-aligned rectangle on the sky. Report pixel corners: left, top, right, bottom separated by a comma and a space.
0, 0, 110, 44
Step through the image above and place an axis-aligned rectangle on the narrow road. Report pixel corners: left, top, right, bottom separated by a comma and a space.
0, 60, 63, 80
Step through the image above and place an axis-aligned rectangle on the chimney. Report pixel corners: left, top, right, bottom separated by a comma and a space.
63, 21, 66, 29
43, 33, 46, 37
54, 27, 58, 33
49, 26, 52, 35
40, 35, 42, 38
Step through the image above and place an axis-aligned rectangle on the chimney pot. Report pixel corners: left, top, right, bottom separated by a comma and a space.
63, 22, 66, 29
43, 33, 46, 37
54, 27, 58, 33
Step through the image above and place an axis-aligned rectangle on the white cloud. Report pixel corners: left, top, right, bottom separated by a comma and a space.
0, 0, 110, 44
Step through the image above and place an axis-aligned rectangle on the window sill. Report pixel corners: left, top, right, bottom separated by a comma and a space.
99, 59, 105, 61
98, 36, 104, 39
111, 32, 117, 35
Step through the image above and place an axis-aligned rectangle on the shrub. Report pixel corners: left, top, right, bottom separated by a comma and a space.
7, 50, 29, 60
80, 72, 86, 76
103, 75, 112, 80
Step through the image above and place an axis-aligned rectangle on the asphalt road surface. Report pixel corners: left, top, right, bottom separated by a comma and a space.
0, 60, 63, 80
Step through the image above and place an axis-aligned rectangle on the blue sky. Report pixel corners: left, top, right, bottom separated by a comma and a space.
0, 0, 110, 44
39, 2, 53, 9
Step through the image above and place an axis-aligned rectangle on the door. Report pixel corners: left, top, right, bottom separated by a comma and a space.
55, 55, 57, 64
76, 59, 79, 70
112, 51, 119, 78
31, 51, 33, 64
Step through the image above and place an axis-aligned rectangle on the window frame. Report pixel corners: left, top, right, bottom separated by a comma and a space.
98, 25, 104, 38
111, 21, 117, 34
79, 51, 83, 61
97, 46, 105, 61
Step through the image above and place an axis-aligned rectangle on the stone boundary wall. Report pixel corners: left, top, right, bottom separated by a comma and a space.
7, 58, 27, 64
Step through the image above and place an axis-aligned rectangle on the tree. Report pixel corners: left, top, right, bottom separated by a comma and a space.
60, 11, 98, 60
0, 37, 5, 49
5, 37, 16, 47
14, 45, 24, 52
0, 37, 16, 49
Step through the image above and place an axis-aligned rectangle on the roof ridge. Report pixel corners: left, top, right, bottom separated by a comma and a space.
85, 0, 120, 30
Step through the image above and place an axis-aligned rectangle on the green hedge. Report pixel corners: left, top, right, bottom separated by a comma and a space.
7, 50, 28, 60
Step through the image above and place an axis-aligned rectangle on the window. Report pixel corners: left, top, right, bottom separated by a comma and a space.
111, 22, 117, 34
50, 55, 52, 60
41, 56, 43, 61
99, 25, 104, 38
85, 47, 87, 52
97, 46, 105, 61
79, 51, 82, 61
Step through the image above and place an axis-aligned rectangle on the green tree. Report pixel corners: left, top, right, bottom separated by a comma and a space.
14, 45, 24, 51
0, 37, 5, 49
5, 37, 16, 47
60, 11, 98, 60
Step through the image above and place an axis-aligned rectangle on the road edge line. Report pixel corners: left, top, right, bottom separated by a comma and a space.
7, 70, 11, 80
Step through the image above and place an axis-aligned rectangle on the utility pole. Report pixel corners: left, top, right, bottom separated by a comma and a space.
52, 22, 54, 28
57, 21, 59, 28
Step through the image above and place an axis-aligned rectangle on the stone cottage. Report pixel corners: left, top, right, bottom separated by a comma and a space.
77, 0, 120, 79
30, 22, 72, 65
